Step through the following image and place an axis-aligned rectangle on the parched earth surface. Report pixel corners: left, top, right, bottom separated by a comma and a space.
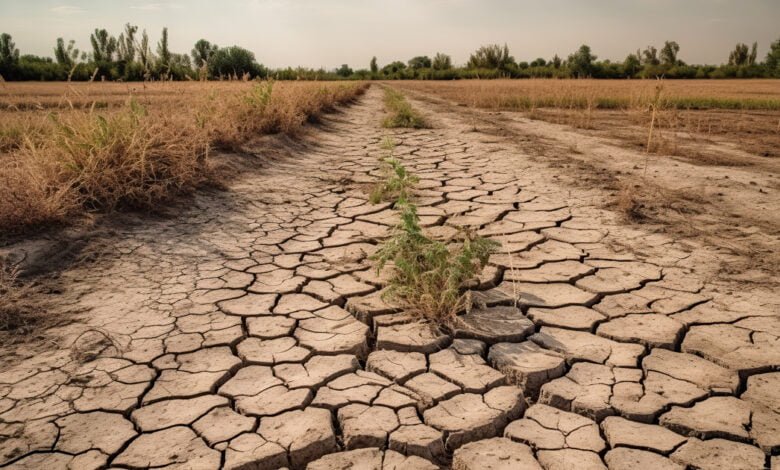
1, 87, 778, 470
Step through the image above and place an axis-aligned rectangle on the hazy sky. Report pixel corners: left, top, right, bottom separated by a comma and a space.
1, 0, 779, 69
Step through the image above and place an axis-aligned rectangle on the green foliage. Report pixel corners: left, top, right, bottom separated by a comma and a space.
568, 44, 597, 77
432, 53, 452, 70
370, 156, 419, 204
208, 45, 266, 78
660, 41, 680, 65
191, 39, 218, 68
408, 56, 432, 69
336, 64, 353, 77
370, 56, 378, 73
468, 43, 514, 70
767, 37, 780, 76
382, 88, 429, 129
370, 160, 499, 323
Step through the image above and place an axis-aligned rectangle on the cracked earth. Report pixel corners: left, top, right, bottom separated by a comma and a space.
1, 86, 778, 470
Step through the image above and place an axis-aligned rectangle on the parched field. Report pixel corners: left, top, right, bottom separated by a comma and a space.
0, 83, 778, 470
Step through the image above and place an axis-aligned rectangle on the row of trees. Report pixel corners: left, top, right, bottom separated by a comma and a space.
1, 29, 780, 81
0, 27, 267, 81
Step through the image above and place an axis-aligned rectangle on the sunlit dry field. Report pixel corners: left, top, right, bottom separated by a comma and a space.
0, 80, 368, 234
394, 79, 780, 161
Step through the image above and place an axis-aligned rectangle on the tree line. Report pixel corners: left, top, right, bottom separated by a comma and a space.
1, 27, 779, 81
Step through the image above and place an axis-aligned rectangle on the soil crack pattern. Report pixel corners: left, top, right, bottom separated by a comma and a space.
0, 87, 777, 470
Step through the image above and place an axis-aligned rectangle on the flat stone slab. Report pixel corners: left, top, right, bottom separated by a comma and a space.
681, 321, 780, 376
274, 354, 359, 389
389, 407, 446, 462
504, 404, 605, 453
504, 260, 594, 283
338, 404, 400, 450
642, 349, 739, 394
294, 307, 370, 358
404, 372, 461, 408
741, 372, 780, 452
376, 322, 450, 354
423, 386, 525, 451
131, 394, 228, 431
509, 282, 599, 308
531, 327, 644, 367
428, 348, 506, 393
605, 448, 684, 470
601, 416, 687, 454
366, 350, 427, 382
307, 448, 439, 470
237, 337, 311, 365
452, 437, 542, 470
452, 306, 534, 344
113, 426, 221, 469
670, 438, 766, 470
660, 396, 751, 442
224, 433, 288, 470
537, 448, 607, 470
54, 411, 137, 455
527, 306, 605, 331
597, 314, 684, 349
258, 407, 337, 468
488, 341, 566, 398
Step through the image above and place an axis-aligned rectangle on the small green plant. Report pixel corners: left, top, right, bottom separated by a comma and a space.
370, 156, 499, 324
370, 157, 419, 204
382, 88, 429, 129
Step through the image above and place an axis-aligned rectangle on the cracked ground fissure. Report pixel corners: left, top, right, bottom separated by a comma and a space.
0, 86, 777, 470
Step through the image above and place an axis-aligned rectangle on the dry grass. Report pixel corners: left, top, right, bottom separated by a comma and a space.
0, 80, 368, 235
0, 263, 40, 334
394, 79, 780, 162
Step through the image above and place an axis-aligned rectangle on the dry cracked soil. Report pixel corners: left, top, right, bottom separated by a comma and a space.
0, 86, 778, 470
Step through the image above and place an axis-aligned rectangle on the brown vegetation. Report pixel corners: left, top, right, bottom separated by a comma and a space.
0, 80, 368, 235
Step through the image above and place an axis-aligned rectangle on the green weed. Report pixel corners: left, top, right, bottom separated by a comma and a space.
382, 88, 429, 128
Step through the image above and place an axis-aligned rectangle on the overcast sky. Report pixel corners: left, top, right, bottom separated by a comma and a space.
1, 0, 779, 69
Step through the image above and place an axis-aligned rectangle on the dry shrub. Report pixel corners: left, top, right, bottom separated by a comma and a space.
0, 263, 40, 334
615, 179, 704, 223
0, 81, 368, 234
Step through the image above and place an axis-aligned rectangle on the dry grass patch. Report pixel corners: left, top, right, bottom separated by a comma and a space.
0, 81, 368, 235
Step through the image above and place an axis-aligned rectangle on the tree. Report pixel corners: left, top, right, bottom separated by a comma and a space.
191, 39, 218, 68
336, 63, 353, 77
766, 37, 780, 75
623, 53, 641, 76
381, 61, 406, 75
468, 44, 514, 69
208, 45, 264, 78
660, 41, 680, 65
729, 43, 750, 66
551, 54, 562, 69
407, 55, 432, 69
135, 29, 154, 75
0, 33, 19, 77
748, 42, 758, 66
157, 27, 171, 71
90, 29, 117, 62
642, 46, 659, 65
370, 56, 378, 73
568, 44, 596, 77
432, 52, 452, 70
530, 57, 546, 67
54, 38, 79, 67
117, 24, 138, 63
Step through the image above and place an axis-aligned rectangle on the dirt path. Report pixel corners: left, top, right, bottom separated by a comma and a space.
0, 86, 778, 470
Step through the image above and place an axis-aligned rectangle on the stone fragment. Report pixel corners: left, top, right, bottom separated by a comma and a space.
237, 337, 310, 365
601, 416, 687, 454
224, 433, 288, 470
423, 386, 525, 451
295, 307, 370, 357
247, 315, 296, 339
660, 396, 751, 441
488, 342, 566, 399
113, 426, 221, 469
682, 322, 780, 376
376, 322, 450, 354
527, 306, 605, 331
452, 306, 534, 344
404, 373, 460, 407
604, 448, 684, 470
218, 293, 276, 316
504, 404, 605, 453
512, 282, 598, 308
642, 349, 739, 394
504, 260, 594, 283
258, 407, 338, 468
531, 327, 644, 367
367, 350, 427, 382
428, 348, 506, 393
131, 394, 229, 431
452, 437, 542, 470
536, 449, 606, 470
274, 354, 359, 388
55, 411, 136, 455
597, 314, 684, 349
741, 372, 780, 452
670, 438, 765, 470
338, 404, 399, 449
389, 407, 445, 462
193, 407, 255, 445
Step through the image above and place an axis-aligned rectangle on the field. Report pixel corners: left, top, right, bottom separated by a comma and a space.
0, 80, 368, 235
1, 80, 778, 470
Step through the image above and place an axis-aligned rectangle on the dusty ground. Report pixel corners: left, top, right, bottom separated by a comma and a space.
0, 86, 778, 469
